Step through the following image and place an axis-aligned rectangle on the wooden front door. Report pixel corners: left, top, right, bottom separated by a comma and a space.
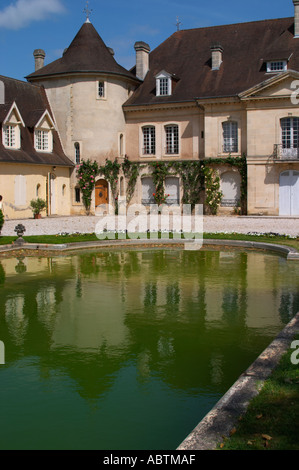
95, 179, 109, 206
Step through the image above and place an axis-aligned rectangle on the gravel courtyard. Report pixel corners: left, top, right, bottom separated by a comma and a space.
1, 215, 299, 237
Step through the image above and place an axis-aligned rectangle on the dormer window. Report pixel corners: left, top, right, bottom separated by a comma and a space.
34, 110, 55, 153
36, 130, 49, 151
3, 125, 16, 148
2, 102, 24, 150
267, 60, 287, 73
156, 71, 172, 96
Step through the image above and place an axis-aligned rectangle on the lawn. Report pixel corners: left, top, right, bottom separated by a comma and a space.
0, 231, 298, 251
218, 335, 299, 450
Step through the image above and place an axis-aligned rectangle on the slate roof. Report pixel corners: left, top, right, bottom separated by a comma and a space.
0, 75, 73, 167
125, 17, 299, 107
26, 21, 139, 83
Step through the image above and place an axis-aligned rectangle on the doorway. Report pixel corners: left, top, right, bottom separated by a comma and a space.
279, 170, 299, 216
95, 179, 109, 206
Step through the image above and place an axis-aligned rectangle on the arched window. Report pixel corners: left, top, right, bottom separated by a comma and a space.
165, 177, 180, 204
119, 134, 124, 157
62, 184, 66, 196
165, 124, 179, 154
222, 121, 238, 153
142, 126, 155, 155
220, 171, 241, 207
36, 183, 41, 197
74, 142, 80, 165
75, 186, 81, 203
142, 177, 155, 204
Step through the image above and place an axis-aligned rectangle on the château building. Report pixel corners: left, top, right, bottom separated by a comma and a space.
1, 0, 299, 219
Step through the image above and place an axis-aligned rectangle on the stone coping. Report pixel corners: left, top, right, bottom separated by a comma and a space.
177, 312, 299, 450
0, 238, 298, 260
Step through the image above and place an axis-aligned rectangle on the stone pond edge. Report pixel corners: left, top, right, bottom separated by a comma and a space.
177, 311, 299, 450
0, 237, 299, 261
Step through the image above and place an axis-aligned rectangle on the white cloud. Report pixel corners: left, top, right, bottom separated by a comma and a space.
0, 0, 65, 30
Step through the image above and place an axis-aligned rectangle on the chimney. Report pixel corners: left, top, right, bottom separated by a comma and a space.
33, 49, 46, 71
211, 43, 223, 70
134, 41, 150, 80
294, 0, 299, 37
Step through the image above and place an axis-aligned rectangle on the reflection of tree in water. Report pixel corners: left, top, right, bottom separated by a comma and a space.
144, 282, 157, 307
0, 274, 127, 403
0, 261, 5, 284
279, 290, 299, 324
76, 275, 82, 298
221, 252, 248, 327
166, 283, 180, 307
1, 249, 296, 405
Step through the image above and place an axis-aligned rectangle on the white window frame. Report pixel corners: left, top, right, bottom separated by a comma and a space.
34, 110, 55, 153
35, 129, 51, 152
266, 60, 287, 73
164, 124, 179, 155
3, 124, 17, 148
222, 121, 238, 153
142, 125, 156, 156
155, 71, 172, 97
281, 117, 299, 158
2, 102, 24, 150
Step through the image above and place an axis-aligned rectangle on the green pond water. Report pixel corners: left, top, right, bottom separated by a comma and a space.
0, 248, 299, 450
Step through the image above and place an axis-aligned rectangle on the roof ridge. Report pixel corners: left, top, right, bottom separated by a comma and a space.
177, 16, 293, 34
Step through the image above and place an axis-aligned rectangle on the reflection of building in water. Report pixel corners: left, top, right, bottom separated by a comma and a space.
0, 249, 299, 398
5, 295, 27, 346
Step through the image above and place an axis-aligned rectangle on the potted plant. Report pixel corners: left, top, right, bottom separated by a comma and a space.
30, 198, 47, 219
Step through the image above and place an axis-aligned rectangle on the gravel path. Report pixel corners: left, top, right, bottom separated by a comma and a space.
1, 215, 299, 237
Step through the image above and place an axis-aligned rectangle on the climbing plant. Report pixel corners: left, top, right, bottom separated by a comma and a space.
172, 161, 205, 207
76, 154, 247, 216
203, 167, 223, 215
99, 158, 121, 211
205, 154, 247, 214
149, 161, 172, 206
76, 159, 99, 213
122, 156, 142, 203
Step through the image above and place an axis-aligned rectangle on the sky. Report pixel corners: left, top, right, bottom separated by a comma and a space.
0, 0, 296, 81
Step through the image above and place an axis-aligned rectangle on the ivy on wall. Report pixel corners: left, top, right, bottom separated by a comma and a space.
77, 154, 247, 215
121, 156, 142, 204
99, 158, 121, 211
149, 162, 173, 206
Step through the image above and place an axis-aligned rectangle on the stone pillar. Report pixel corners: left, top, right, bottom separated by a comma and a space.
211, 44, 223, 70
33, 49, 46, 71
134, 41, 150, 80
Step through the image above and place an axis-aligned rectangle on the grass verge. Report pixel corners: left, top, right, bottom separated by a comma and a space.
218, 335, 299, 450
0, 231, 298, 250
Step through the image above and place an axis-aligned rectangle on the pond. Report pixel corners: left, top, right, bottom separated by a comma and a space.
0, 248, 298, 450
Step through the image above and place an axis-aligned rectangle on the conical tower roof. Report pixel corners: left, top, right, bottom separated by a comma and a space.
26, 21, 138, 82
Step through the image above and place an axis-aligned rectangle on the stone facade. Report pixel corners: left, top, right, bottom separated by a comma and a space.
2, 2, 299, 219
